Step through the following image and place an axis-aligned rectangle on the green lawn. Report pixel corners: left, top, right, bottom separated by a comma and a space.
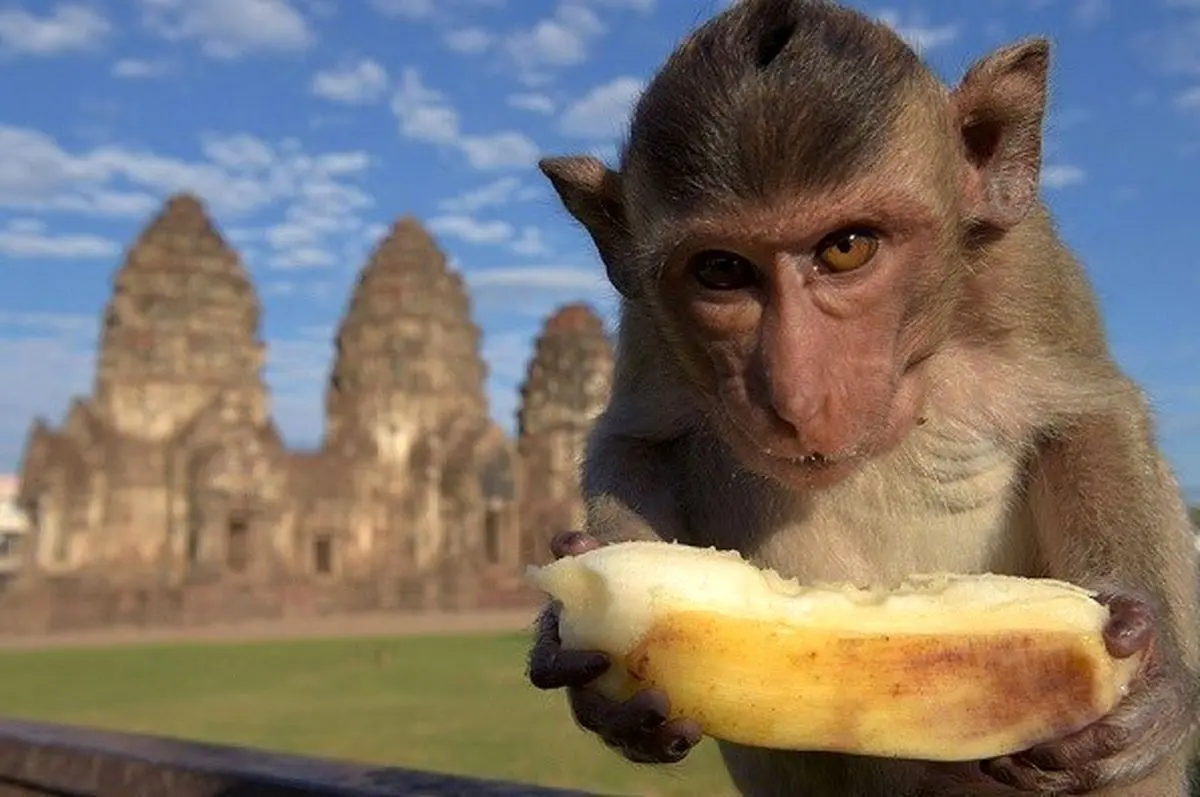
0, 632, 736, 797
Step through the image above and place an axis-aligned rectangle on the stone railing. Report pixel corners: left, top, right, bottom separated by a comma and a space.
0, 718, 605, 797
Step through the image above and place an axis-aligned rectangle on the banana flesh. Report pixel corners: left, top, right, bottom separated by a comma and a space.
526, 540, 1144, 762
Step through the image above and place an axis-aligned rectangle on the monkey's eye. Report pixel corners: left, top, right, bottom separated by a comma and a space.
688, 250, 758, 291
815, 230, 880, 273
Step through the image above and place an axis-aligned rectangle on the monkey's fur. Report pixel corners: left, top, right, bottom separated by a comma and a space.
527, 0, 1200, 794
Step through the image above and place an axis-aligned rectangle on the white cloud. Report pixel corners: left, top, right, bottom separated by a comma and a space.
312, 59, 389, 104
467, 265, 615, 324
438, 176, 540, 213
510, 226, 550, 257
1042, 164, 1086, 189
559, 76, 644, 139
1178, 87, 1200, 109
459, 132, 540, 170
426, 213, 551, 257
874, 10, 959, 53
391, 68, 462, 144
0, 4, 111, 56
269, 246, 337, 269
469, 265, 608, 292
429, 215, 514, 244
444, 27, 492, 54
0, 218, 118, 260
390, 68, 541, 170
509, 92, 556, 115
505, 4, 605, 82
140, 0, 314, 59
0, 125, 375, 272
111, 58, 171, 79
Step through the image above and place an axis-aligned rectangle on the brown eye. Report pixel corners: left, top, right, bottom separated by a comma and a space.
816, 230, 879, 273
689, 250, 758, 291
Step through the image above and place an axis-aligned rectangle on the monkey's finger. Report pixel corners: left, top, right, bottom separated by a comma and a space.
569, 686, 621, 733
652, 717, 704, 761
1008, 720, 1130, 771
981, 755, 1104, 794
529, 646, 610, 690
1098, 594, 1155, 659
528, 605, 610, 689
550, 530, 603, 560
616, 717, 702, 765
600, 689, 670, 741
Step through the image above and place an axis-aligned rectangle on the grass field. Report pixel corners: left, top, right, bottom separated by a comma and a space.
0, 631, 736, 797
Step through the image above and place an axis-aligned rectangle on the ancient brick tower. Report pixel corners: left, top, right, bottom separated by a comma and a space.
18, 193, 291, 580
325, 216, 488, 455
317, 217, 519, 577
516, 303, 614, 564
94, 194, 269, 439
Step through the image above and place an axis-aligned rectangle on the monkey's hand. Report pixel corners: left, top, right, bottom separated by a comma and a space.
981, 593, 1199, 794
527, 530, 703, 764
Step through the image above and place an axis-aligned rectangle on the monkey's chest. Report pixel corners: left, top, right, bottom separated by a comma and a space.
717, 436, 1036, 586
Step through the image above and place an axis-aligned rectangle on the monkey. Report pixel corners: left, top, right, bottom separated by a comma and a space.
524, 0, 1200, 795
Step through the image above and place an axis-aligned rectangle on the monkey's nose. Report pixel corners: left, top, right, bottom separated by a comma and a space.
769, 390, 823, 437
766, 390, 846, 461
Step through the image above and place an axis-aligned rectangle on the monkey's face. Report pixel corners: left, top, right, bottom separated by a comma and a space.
653, 187, 955, 490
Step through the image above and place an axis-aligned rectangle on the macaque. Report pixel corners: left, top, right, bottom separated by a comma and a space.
526, 0, 1200, 795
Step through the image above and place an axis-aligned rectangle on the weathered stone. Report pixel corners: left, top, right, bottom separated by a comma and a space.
17, 193, 289, 587
6, 197, 563, 633
516, 304, 614, 565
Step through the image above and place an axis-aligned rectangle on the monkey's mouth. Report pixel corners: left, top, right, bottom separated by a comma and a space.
777, 449, 860, 470
760, 443, 859, 468
789, 452, 830, 466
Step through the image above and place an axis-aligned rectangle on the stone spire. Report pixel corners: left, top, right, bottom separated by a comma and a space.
93, 192, 268, 440
517, 303, 613, 440
324, 216, 489, 460
516, 303, 614, 564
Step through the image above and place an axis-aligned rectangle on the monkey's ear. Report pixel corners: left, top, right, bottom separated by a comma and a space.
539, 156, 640, 299
951, 38, 1050, 231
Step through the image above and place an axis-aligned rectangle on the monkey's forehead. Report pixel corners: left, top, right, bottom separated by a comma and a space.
622, 0, 930, 211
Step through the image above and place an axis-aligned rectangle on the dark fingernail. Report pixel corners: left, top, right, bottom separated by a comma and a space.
1104, 598, 1153, 658
550, 531, 601, 559
666, 737, 693, 758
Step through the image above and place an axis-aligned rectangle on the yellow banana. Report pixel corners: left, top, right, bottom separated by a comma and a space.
526, 540, 1144, 762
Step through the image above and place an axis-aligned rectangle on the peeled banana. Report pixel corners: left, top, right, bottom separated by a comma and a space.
526, 540, 1144, 762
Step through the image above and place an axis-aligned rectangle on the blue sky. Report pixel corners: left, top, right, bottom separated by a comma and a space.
0, 0, 1196, 497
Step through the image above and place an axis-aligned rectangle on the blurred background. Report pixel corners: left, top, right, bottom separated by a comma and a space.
0, 1, 1196, 795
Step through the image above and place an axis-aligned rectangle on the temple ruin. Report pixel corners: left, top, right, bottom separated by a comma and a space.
516, 304, 613, 565
4, 193, 612, 633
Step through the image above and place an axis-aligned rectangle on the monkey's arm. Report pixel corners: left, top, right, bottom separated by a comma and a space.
985, 382, 1200, 792
581, 425, 688, 546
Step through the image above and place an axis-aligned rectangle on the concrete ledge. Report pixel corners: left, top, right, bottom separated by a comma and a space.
0, 718, 603, 797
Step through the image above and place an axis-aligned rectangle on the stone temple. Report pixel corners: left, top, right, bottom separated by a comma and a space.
5, 194, 612, 632
516, 304, 613, 565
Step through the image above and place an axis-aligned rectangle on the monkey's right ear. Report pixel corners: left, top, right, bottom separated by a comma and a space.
951, 38, 1051, 232
539, 156, 640, 299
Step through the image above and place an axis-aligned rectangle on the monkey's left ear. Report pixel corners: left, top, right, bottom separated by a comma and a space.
951, 38, 1050, 231
539, 156, 640, 299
